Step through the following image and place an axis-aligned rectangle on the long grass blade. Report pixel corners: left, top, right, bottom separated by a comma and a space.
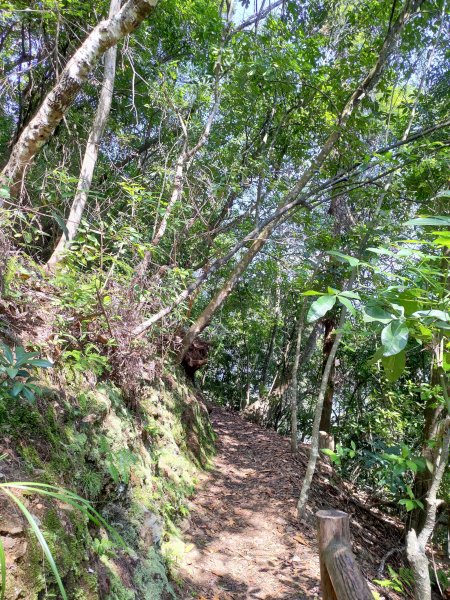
0, 483, 125, 547
0, 535, 6, 600
1, 489, 68, 600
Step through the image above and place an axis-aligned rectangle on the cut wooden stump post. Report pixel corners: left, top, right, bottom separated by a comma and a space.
316, 509, 373, 600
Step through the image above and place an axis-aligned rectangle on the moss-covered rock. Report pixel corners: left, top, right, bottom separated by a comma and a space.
0, 364, 215, 599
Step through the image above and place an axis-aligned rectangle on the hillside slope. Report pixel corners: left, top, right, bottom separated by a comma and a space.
0, 360, 215, 599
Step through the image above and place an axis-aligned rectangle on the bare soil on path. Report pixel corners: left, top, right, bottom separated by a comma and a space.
177, 407, 405, 599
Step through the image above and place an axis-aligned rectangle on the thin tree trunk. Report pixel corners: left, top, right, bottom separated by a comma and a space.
46, 0, 121, 268
260, 273, 281, 389
290, 301, 307, 452
179, 222, 273, 358
407, 370, 450, 600
151, 147, 186, 246
318, 316, 338, 433
0, 0, 157, 200
297, 304, 349, 519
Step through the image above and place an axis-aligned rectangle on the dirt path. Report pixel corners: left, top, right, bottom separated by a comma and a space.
177, 407, 321, 599
177, 407, 405, 600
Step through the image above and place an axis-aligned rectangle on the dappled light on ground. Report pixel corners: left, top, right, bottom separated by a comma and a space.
177, 407, 406, 599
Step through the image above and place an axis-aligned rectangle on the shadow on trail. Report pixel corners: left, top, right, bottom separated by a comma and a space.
176, 407, 321, 599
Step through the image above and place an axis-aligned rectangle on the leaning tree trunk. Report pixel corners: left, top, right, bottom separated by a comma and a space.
297, 305, 348, 519
46, 0, 121, 268
0, 0, 157, 201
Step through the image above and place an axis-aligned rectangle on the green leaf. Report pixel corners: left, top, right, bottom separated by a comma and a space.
5, 368, 18, 379
363, 302, 394, 324
328, 251, 360, 267
398, 499, 415, 511
301, 290, 324, 296
412, 309, 449, 322
11, 382, 24, 397
50, 209, 70, 241
382, 350, 406, 382
339, 291, 361, 299
0, 345, 13, 365
381, 321, 409, 356
367, 346, 384, 365
367, 247, 394, 257
338, 295, 356, 316
1, 489, 68, 600
405, 216, 450, 227
443, 354, 450, 372
28, 359, 53, 369
22, 388, 35, 402
307, 295, 337, 323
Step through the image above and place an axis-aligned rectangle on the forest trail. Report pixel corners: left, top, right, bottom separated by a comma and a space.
177, 407, 403, 599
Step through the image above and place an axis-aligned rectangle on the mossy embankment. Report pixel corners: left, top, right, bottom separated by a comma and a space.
0, 360, 215, 599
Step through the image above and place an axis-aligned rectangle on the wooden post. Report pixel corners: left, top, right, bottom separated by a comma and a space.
316, 509, 373, 600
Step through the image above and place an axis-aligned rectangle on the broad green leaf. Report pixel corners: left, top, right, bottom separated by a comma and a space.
443, 353, 450, 372
11, 382, 24, 397
405, 216, 450, 227
0, 345, 13, 365
28, 359, 53, 369
50, 209, 70, 241
367, 247, 394, 257
328, 251, 360, 266
301, 290, 324, 296
338, 295, 356, 316
381, 321, 409, 356
363, 302, 394, 324
382, 350, 406, 382
339, 291, 360, 299
307, 294, 336, 323
367, 347, 385, 365
412, 309, 450, 322
399, 499, 416, 511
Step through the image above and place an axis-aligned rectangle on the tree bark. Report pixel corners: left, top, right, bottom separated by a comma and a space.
297, 304, 349, 519
407, 412, 450, 600
319, 317, 338, 434
290, 302, 307, 452
179, 222, 274, 358
0, 0, 158, 200
46, 0, 122, 268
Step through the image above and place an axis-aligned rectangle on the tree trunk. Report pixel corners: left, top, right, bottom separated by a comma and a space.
297, 305, 348, 519
407, 411, 450, 600
318, 317, 338, 434
179, 222, 273, 358
0, 0, 157, 199
411, 248, 450, 532
290, 302, 307, 452
46, 0, 121, 268
260, 274, 282, 390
